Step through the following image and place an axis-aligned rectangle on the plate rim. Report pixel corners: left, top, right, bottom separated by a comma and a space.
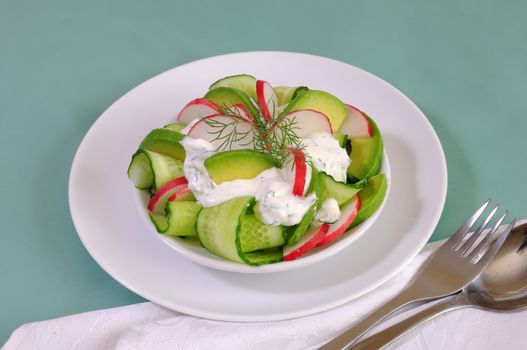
68, 51, 447, 321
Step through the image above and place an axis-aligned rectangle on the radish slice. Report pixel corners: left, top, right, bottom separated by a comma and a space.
148, 176, 188, 214
228, 103, 253, 121
283, 148, 309, 196
316, 196, 361, 247
176, 98, 222, 125
283, 223, 329, 261
279, 109, 333, 138
187, 114, 255, 150
168, 185, 194, 202
338, 104, 373, 138
256, 80, 278, 121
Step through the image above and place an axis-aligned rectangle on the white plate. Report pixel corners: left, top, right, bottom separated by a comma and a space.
69, 51, 447, 321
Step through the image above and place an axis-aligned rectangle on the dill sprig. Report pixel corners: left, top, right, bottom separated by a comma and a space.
209, 101, 307, 166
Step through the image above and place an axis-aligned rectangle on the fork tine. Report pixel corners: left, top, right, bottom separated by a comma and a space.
472, 217, 516, 264
467, 211, 508, 260
448, 199, 491, 248
460, 204, 500, 255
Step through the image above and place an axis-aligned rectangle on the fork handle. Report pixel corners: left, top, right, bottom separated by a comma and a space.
349, 294, 468, 349
319, 289, 424, 349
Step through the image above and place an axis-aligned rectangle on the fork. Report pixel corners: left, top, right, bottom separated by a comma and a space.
320, 199, 511, 350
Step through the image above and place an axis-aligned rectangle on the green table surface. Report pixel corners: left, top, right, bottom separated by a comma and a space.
1, 0, 526, 344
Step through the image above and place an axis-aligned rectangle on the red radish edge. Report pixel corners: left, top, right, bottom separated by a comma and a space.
147, 177, 188, 212
284, 224, 330, 261
345, 104, 373, 137
286, 147, 307, 196
168, 185, 191, 201
256, 80, 274, 121
176, 98, 221, 123
316, 196, 361, 247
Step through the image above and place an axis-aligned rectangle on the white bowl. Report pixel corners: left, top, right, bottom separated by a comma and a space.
136, 150, 391, 273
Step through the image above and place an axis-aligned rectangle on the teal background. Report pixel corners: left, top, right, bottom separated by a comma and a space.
1, 0, 526, 344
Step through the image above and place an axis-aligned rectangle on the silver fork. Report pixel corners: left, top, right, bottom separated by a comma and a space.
320, 199, 511, 350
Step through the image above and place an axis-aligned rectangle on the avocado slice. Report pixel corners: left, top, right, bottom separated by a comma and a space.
347, 115, 383, 181
204, 87, 259, 117
314, 172, 362, 207
282, 90, 348, 131
275, 86, 309, 106
204, 150, 278, 184
209, 74, 257, 101
351, 173, 387, 227
139, 128, 186, 161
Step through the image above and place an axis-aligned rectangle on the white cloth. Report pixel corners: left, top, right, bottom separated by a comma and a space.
3, 242, 526, 350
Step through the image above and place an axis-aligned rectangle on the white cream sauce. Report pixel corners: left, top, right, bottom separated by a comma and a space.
181, 137, 316, 226
301, 132, 350, 183
315, 198, 341, 223
181, 131, 350, 226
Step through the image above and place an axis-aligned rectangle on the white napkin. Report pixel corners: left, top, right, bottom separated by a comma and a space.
4, 241, 526, 350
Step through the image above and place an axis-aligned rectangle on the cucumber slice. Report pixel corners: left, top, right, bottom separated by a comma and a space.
149, 212, 168, 232
149, 200, 201, 236
163, 123, 186, 132
286, 203, 317, 246
209, 74, 257, 101
204, 87, 259, 117
239, 215, 285, 253
347, 115, 383, 181
143, 150, 185, 190
204, 150, 278, 184
333, 133, 347, 148
275, 86, 308, 106
315, 172, 361, 206
140, 128, 186, 161
243, 248, 283, 266
197, 197, 284, 265
164, 201, 201, 236
196, 197, 253, 263
128, 151, 154, 190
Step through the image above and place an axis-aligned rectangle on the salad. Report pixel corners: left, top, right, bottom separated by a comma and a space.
128, 74, 387, 266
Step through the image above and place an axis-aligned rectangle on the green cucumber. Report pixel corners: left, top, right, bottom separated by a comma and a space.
239, 215, 285, 253
243, 248, 283, 266
286, 203, 317, 246
164, 201, 201, 236
128, 150, 184, 191
149, 212, 168, 232
209, 74, 257, 101
197, 197, 284, 265
149, 201, 201, 236
204, 87, 259, 116
128, 151, 154, 190
204, 150, 278, 184
143, 150, 185, 190
315, 172, 361, 206
348, 115, 383, 181
196, 197, 253, 263
139, 128, 186, 161
275, 86, 308, 106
